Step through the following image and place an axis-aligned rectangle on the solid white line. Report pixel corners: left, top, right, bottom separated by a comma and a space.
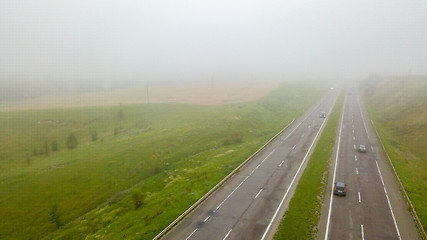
279, 161, 284, 167
255, 189, 263, 199
261, 100, 332, 240
356, 168, 359, 175
292, 145, 296, 150
358, 192, 361, 203
361, 225, 365, 240
204, 216, 210, 222
324, 96, 346, 240
355, 156, 358, 161
185, 228, 198, 240
375, 160, 402, 239
222, 229, 232, 240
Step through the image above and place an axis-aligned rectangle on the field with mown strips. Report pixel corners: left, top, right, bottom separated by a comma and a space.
0, 82, 328, 239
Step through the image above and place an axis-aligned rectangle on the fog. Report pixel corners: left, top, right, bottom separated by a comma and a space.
1, 0, 427, 99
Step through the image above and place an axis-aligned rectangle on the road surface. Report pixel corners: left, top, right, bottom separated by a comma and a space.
162, 89, 339, 240
318, 89, 420, 240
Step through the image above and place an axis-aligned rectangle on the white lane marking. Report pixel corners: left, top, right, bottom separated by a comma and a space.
358, 192, 361, 203
375, 160, 402, 239
204, 216, 210, 222
255, 189, 263, 199
355, 156, 358, 161
250, 169, 256, 175
302, 134, 305, 137
353, 136, 355, 140
279, 161, 284, 167
185, 228, 198, 240
262, 100, 332, 240
361, 225, 365, 240
292, 145, 296, 150
352, 124, 354, 128
354, 145, 356, 149
222, 229, 232, 240
357, 97, 370, 139
371, 146, 374, 152
356, 168, 359, 175
308, 125, 311, 128
352, 119, 353, 123
324, 95, 346, 240
261, 150, 275, 163
215, 176, 249, 211
352, 129, 354, 133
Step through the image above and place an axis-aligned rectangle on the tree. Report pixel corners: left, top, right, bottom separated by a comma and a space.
117, 109, 124, 120
91, 131, 98, 141
26, 153, 31, 165
43, 140, 50, 156
132, 191, 146, 209
51, 140, 58, 152
49, 204, 61, 228
66, 133, 78, 149
32, 148, 39, 156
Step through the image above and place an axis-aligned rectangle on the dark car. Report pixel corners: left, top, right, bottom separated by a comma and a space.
320, 111, 326, 118
358, 145, 366, 153
333, 182, 347, 196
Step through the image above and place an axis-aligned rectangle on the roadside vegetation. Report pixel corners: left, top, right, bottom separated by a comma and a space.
0, 81, 328, 240
360, 77, 427, 233
273, 91, 344, 240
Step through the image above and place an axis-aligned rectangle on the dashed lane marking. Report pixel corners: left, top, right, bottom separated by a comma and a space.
222, 229, 232, 240
255, 189, 263, 199
185, 228, 198, 240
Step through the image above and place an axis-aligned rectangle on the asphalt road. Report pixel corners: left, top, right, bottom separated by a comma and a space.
318, 89, 420, 240
162, 89, 340, 240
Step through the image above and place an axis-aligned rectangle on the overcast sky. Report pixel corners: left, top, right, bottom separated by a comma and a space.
1, 0, 427, 85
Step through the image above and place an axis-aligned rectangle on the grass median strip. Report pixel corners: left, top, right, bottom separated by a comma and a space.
273, 91, 344, 240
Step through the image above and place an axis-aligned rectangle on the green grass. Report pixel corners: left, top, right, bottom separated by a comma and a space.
360, 77, 427, 233
273, 91, 344, 240
0, 81, 328, 240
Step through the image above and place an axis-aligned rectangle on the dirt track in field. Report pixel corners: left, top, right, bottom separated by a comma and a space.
0, 81, 280, 112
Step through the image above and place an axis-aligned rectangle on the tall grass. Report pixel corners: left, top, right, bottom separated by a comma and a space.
273, 91, 344, 240
0, 82, 327, 239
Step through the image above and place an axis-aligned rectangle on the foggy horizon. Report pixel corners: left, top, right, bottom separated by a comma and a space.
1, 0, 427, 89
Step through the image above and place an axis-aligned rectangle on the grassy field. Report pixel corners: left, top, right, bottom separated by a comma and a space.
273, 91, 343, 240
0, 81, 327, 239
360, 77, 427, 233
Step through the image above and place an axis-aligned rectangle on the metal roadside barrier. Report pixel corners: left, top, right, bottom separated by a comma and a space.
371, 120, 426, 240
152, 119, 296, 240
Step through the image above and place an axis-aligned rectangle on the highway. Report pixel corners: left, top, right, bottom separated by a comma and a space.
318, 89, 420, 240
161, 89, 340, 240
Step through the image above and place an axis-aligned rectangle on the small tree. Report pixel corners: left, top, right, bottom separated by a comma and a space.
26, 153, 31, 165
66, 133, 78, 150
51, 140, 58, 152
32, 148, 39, 156
43, 141, 50, 156
91, 131, 98, 141
132, 191, 146, 209
49, 204, 61, 228
117, 109, 124, 120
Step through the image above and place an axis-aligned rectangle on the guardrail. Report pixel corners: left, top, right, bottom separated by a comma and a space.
370, 120, 426, 240
152, 119, 296, 240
